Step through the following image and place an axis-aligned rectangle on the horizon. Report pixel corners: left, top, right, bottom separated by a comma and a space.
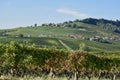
0, 17, 119, 30
0, 0, 120, 29
1, 17, 119, 29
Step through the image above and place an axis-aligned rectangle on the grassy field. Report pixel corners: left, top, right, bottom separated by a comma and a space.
6, 26, 79, 37
0, 21, 120, 52
0, 37, 120, 52
4, 21, 120, 38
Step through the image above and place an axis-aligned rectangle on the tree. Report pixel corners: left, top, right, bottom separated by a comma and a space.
34, 24, 37, 27
73, 24, 77, 28
18, 34, 24, 37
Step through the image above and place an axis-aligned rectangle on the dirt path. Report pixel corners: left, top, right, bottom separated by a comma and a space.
59, 39, 72, 50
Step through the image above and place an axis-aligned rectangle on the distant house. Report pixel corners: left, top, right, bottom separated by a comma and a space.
15, 35, 19, 37
103, 37, 109, 40
68, 34, 83, 39
89, 36, 102, 41
39, 34, 47, 37
68, 34, 77, 39
48, 34, 52, 37
90, 38, 99, 41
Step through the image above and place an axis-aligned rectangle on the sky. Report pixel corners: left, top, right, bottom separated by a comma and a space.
0, 0, 120, 29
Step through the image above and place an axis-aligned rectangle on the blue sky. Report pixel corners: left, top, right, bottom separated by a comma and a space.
0, 0, 120, 29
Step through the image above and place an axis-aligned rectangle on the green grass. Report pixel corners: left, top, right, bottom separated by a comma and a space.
0, 37, 65, 49
0, 37, 120, 52
5, 22, 120, 38
0, 23, 120, 52
6, 26, 79, 37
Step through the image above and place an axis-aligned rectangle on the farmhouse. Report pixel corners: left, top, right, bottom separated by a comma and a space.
68, 34, 83, 39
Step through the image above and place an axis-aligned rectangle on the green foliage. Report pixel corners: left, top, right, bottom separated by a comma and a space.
18, 34, 24, 37
0, 42, 120, 74
0, 42, 120, 80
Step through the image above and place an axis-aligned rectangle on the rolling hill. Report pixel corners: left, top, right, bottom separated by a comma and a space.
0, 18, 120, 52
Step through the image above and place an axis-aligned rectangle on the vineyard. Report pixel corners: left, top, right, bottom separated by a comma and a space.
0, 42, 120, 80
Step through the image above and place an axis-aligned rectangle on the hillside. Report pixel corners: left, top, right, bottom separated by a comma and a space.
1, 18, 120, 52
2, 18, 120, 37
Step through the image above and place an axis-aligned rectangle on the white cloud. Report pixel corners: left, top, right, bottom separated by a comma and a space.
56, 8, 89, 18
